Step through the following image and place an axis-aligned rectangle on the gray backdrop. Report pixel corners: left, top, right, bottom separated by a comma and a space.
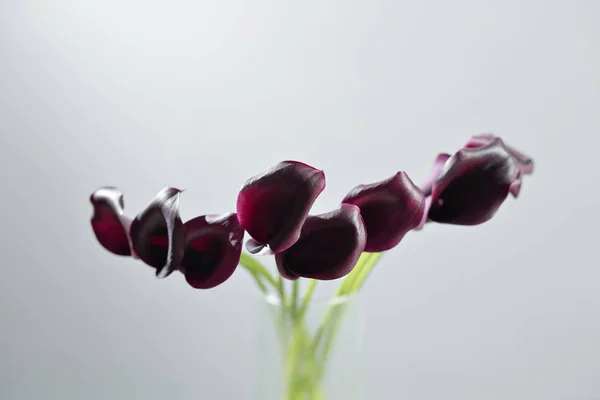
1, 0, 599, 399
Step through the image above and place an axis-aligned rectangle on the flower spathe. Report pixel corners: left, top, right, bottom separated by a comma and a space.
180, 213, 244, 289
465, 133, 534, 175
275, 204, 367, 280
90, 187, 132, 256
342, 172, 425, 252
130, 187, 185, 278
420, 153, 451, 198
236, 161, 326, 255
426, 137, 532, 225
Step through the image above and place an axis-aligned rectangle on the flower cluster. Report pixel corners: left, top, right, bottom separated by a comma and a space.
90, 134, 533, 288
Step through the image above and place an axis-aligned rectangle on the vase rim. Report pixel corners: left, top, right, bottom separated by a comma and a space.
261, 291, 359, 306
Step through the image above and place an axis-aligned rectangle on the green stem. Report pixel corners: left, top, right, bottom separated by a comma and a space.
315, 303, 345, 378
277, 275, 285, 300
237, 260, 267, 294
249, 271, 268, 294
297, 279, 317, 320
291, 279, 300, 319
350, 252, 383, 293
312, 252, 383, 383
312, 253, 370, 349
273, 252, 384, 398
238, 252, 291, 353
238, 252, 280, 293
284, 326, 302, 400
336, 253, 377, 296
284, 305, 324, 400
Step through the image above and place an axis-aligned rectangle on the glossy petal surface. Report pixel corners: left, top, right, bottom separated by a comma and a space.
421, 153, 451, 197
181, 213, 244, 289
465, 133, 534, 175
275, 204, 366, 280
237, 161, 325, 254
342, 172, 425, 252
90, 187, 131, 256
428, 138, 519, 225
130, 187, 185, 278
276, 259, 300, 281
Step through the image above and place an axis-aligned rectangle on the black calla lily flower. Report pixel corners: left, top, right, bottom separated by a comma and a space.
426, 137, 532, 225
275, 204, 366, 280
236, 161, 326, 255
180, 213, 244, 289
465, 133, 534, 175
130, 187, 185, 278
342, 172, 425, 252
90, 187, 132, 256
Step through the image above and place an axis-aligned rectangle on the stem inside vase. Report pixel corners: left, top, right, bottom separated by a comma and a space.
277, 293, 354, 399
251, 253, 380, 400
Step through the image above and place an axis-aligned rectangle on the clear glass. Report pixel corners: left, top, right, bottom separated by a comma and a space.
255, 292, 365, 400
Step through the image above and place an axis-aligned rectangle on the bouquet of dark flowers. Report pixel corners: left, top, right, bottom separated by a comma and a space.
90, 133, 533, 399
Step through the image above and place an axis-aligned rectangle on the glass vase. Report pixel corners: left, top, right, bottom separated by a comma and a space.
255, 291, 365, 400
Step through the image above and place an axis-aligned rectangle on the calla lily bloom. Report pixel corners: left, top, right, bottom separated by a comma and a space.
426, 137, 532, 225
342, 172, 425, 252
275, 204, 366, 280
236, 161, 326, 255
465, 133, 534, 175
130, 187, 185, 278
90, 187, 132, 256
180, 213, 244, 289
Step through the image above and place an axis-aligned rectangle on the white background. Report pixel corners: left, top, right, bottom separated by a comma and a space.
1, 0, 599, 399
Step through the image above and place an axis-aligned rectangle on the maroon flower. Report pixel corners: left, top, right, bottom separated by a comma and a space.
275, 204, 366, 280
465, 133, 534, 175
342, 172, 425, 252
90, 187, 132, 256
236, 161, 326, 254
426, 137, 532, 225
130, 187, 185, 278
180, 213, 244, 289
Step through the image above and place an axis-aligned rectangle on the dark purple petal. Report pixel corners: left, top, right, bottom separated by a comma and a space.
342, 172, 425, 252
428, 138, 520, 225
236, 161, 326, 254
421, 153, 451, 197
415, 197, 432, 230
509, 173, 522, 198
90, 187, 132, 256
180, 213, 243, 289
276, 260, 300, 281
130, 187, 185, 278
465, 133, 534, 175
463, 133, 496, 148
416, 154, 451, 230
275, 204, 366, 281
